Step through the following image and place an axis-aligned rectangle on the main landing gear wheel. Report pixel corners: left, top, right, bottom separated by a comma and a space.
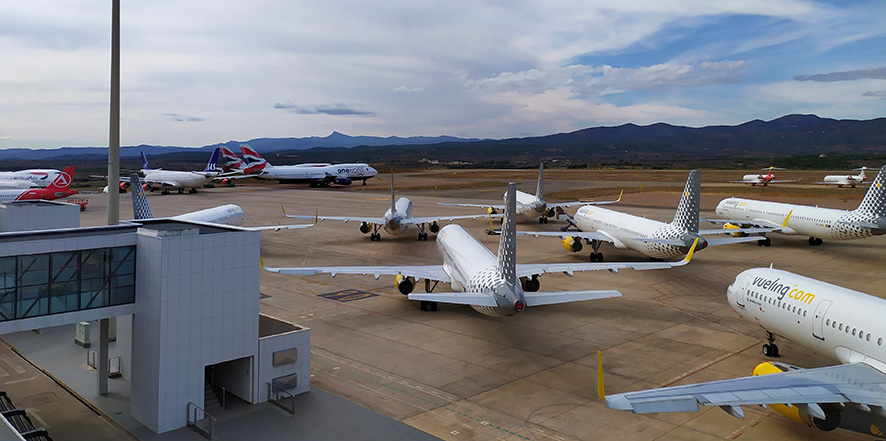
808, 237, 823, 246
589, 252, 604, 262
763, 332, 780, 357
758, 237, 771, 247
370, 233, 381, 241
420, 301, 437, 311
539, 216, 548, 224
188, 188, 198, 194
418, 232, 428, 241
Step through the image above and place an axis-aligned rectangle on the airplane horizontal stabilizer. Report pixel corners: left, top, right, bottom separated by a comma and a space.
407, 292, 498, 307
698, 227, 777, 235
705, 236, 767, 246
637, 237, 686, 246
524, 290, 621, 307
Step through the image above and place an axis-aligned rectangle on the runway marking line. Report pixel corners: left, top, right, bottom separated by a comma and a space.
312, 355, 533, 440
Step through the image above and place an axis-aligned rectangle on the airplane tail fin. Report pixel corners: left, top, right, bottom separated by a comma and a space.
390, 170, 397, 214
140, 152, 151, 171
130, 173, 154, 220
218, 147, 244, 171
855, 165, 886, 217
240, 145, 269, 173
203, 148, 221, 173
536, 163, 544, 199
670, 170, 700, 233
45, 166, 75, 191
496, 182, 518, 285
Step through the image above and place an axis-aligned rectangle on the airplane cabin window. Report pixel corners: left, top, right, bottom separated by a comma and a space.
867, 334, 872, 342
826, 319, 830, 326
852, 328, 857, 336
839, 324, 844, 331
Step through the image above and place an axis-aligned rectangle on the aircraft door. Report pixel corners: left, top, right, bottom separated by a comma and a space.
812, 299, 833, 341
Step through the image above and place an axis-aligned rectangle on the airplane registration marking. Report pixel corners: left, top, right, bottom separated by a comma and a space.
312, 355, 533, 440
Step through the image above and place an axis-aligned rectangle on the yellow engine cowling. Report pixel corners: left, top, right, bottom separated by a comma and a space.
752, 362, 840, 431
724, 223, 748, 237
487, 207, 497, 215
395, 275, 414, 295
561, 237, 582, 252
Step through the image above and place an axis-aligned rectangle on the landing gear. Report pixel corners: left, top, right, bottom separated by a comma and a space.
417, 232, 428, 241
161, 189, 170, 195
539, 216, 548, 224
589, 252, 604, 262
588, 239, 604, 262
758, 237, 771, 247
188, 188, 198, 194
762, 331, 780, 357
808, 237, 823, 246
363, 180, 367, 186
421, 279, 439, 312
177, 188, 184, 194
370, 233, 381, 241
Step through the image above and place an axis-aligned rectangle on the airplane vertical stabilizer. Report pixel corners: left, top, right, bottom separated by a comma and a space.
130, 173, 154, 220
140, 152, 151, 171
855, 165, 886, 217
203, 148, 221, 173
671, 170, 701, 233
535, 163, 545, 200
496, 182, 518, 284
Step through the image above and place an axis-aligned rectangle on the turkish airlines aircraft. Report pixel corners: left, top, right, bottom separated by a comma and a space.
730, 166, 798, 186
604, 267, 886, 439
815, 167, 868, 188
137, 148, 221, 194
439, 163, 618, 223
0, 169, 62, 189
240, 146, 378, 186
263, 182, 697, 315
0, 166, 77, 202
519, 171, 777, 261
714, 165, 886, 246
128, 173, 311, 231
283, 172, 502, 241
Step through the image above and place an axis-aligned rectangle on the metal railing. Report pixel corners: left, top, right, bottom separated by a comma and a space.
186, 402, 216, 440
267, 382, 295, 415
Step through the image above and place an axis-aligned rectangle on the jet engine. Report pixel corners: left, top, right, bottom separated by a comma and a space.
724, 223, 748, 237
395, 275, 414, 295
487, 207, 497, 215
335, 177, 353, 185
521, 276, 540, 292
561, 236, 582, 252
359, 222, 371, 234
429, 221, 440, 233
752, 362, 841, 431
546, 208, 556, 218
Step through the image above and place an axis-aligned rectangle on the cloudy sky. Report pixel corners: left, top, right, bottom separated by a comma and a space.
1, 1, 885, 149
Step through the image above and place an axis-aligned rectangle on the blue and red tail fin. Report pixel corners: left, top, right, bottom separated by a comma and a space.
218, 147, 243, 171
240, 145, 268, 174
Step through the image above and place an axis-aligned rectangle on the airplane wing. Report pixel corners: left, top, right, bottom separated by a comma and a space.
143, 178, 182, 188
606, 362, 886, 417
437, 202, 505, 211
523, 290, 621, 306
517, 230, 613, 243
262, 262, 450, 283
285, 214, 386, 225
705, 236, 769, 246
516, 237, 697, 278
728, 180, 752, 184
245, 224, 314, 232
768, 179, 801, 184
405, 213, 503, 226
547, 190, 624, 209
698, 227, 779, 235
407, 292, 497, 307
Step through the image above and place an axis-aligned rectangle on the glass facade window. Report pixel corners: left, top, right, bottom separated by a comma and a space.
0, 246, 136, 322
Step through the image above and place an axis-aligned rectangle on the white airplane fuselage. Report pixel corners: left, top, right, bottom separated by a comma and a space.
258, 165, 327, 181
728, 267, 886, 370
436, 224, 522, 316
716, 198, 884, 240
822, 174, 864, 187
502, 190, 546, 218
574, 206, 705, 258
173, 204, 245, 226
143, 169, 217, 189
382, 198, 415, 235
0, 169, 61, 188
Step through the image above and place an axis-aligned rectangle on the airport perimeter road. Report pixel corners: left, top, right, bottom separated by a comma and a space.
80, 174, 884, 441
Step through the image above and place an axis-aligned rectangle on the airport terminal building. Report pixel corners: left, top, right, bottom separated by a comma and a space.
0, 201, 310, 435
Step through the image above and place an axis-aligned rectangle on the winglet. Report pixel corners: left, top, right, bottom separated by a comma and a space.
616, 189, 624, 202
315, 208, 319, 224
782, 210, 792, 228
683, 237, 699, 264
259, 256, 265, 269
280, 203, 287, 216
596, 350, 605, 401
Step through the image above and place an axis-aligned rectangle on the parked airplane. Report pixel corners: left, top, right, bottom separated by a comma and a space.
518, 171, 777, 261
713, 165, 886, 246
240, 146, 378, 186
731, 167, 798, 186
0, 169, 62, 189
283, 172, 502, 241
0, 166, 77, 202
815, 167, 867, 188
128, 173, 311, 231
439, 163, 617, 223
263, 182, 697, 315
603, 267, 886, 439
138, 148, 221, 194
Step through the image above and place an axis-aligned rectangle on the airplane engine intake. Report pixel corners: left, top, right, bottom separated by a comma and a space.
395, 275, 414, 295
561, 237, 582, 252
546, 208, 556, 217
724, 223, 748, 237
429, 221, 440, 233
335, 177, 353, 185
359, 222, 371, 234
521, 276, 540, 292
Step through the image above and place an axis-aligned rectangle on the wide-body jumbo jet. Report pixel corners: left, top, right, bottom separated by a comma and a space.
263, 182, 697, 316
604, 267, 886, 439
519, 170, 778, 261
283, 173, 501, 241
240, 146, 377, 186
713, 165, 886, 246
137, 148, 221, 194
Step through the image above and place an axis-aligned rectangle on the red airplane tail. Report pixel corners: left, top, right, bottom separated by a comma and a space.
43, 166, 78, 199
